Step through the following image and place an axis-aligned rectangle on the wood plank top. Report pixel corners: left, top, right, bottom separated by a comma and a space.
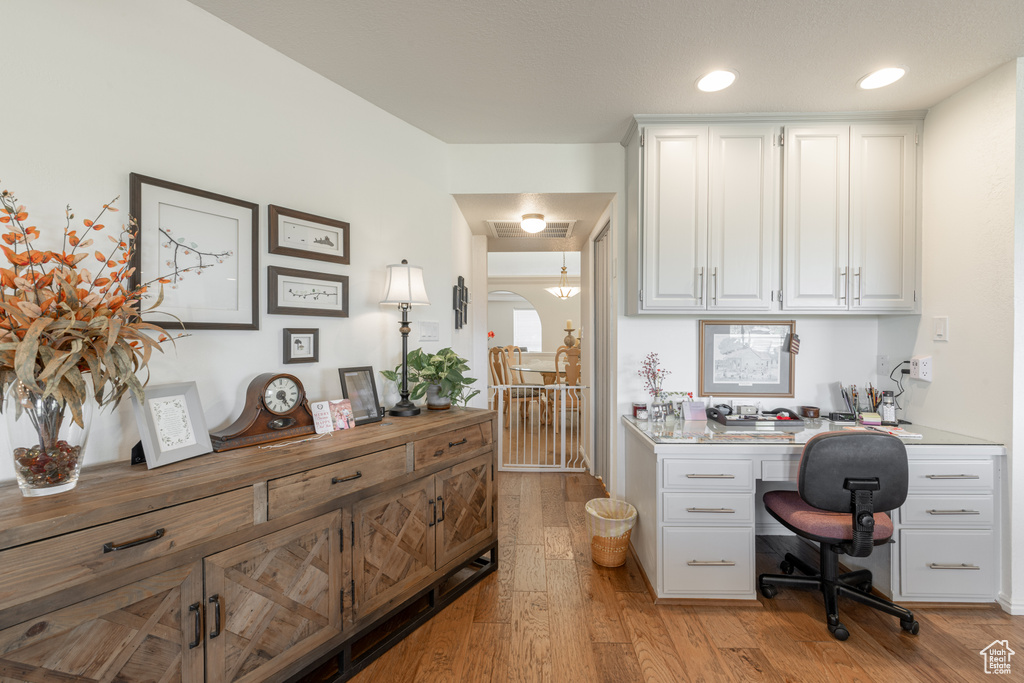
0, 408, 495, 551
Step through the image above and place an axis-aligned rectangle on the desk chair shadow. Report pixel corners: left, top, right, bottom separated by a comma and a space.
758, 431, 920, 641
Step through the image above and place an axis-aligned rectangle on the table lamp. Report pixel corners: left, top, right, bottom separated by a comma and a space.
380, 259, 430, 416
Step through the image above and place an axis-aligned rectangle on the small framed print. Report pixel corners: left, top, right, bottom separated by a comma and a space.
698, 320, 796, 398
268, 266, 349, 317
338, 366, 383, 426
269, 205, 350, 265
130, 382, 213, 469
284, 328, 319, 364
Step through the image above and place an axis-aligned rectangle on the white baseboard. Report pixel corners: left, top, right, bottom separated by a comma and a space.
997, 592, 1024, 614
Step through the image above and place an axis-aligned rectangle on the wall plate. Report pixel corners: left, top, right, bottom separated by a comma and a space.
419, 321, 440, 342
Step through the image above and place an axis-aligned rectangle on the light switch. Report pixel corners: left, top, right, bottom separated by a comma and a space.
933, 316, 949, 342
419, 321, 440, 342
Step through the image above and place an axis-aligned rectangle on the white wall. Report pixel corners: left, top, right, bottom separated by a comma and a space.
487, 281, 581, 352
1, 0, 467, 481
879, 60, 1018, 608
1014, 56, 1024, 614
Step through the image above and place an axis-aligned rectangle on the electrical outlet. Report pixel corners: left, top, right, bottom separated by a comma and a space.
877, 354, 892, 376
910, 355, 932, 382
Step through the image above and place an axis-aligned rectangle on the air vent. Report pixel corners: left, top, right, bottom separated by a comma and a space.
487, 220, 576, 239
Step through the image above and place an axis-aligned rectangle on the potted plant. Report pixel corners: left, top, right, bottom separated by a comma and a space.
381, 347, 479, 410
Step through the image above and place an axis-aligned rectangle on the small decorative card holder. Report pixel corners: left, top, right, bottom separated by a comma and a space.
682, 401, 708, 421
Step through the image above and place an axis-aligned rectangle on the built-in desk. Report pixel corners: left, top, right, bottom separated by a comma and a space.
623, 416, 1006, 607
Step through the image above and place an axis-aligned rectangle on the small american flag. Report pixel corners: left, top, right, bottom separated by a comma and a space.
787, 333, 801, 355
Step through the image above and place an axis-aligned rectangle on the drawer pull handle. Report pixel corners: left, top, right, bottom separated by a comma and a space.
925, 474, 980, 479
428, 499, 436, 527
449, 438, 468, 448
209, 595, 222, 638
102, 528, 165, 553
686, 507, 736, 514
686, 474, 735, 479
437, 496, 446, 523
332, 471, 362, 485
188, 602, 203, 649
926, 509, 980, 515
687, 560, 736, 567
928, 563, 981, 570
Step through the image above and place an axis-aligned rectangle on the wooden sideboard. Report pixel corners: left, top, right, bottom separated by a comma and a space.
0, 408, 497, 683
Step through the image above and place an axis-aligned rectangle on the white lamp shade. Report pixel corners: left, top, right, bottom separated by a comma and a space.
380, 261, 430, 305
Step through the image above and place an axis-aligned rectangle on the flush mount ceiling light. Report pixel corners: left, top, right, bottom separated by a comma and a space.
696, 70, 737, 93
858, 67, 907, 90
545, 252, 581, 299
520, 213, 546, 233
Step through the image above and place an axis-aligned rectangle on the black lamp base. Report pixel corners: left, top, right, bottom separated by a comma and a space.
389, 401, 421, 417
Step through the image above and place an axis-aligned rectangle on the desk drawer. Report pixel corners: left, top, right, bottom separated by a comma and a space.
0, 488, 253, 612
761, 460, 800, 482
662, 527, 754, 595
268, 446, 410, 519
663, 459, 753, 490
663, 492, 754, 525
900, 495, 994, 527
907, 460, 993, 493
900, 529, 996, 599
414, 422, 491, 469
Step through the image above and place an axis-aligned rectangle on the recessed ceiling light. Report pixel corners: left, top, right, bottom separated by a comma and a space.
858, 67, 907, 90
696, 70, 737, 93
520, 213, 546, 233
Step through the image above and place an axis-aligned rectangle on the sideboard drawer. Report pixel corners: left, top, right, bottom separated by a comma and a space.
0, 488, 253, 612
414, 422, 491, 469
268, 446, 410, 519
662, 526, 754, 595
907, 460, 993, 493
900, 529, 996, 599
663, 492, 754, 525
900, 495, 995, 527
663, 459, 753, 491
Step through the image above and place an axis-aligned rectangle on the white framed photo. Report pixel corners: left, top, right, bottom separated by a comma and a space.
269, 205, 350, 265
268, 266, 349, 317
131, 382, 213, 469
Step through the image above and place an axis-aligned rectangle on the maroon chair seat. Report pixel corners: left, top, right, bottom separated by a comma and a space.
763, 490, 893, 544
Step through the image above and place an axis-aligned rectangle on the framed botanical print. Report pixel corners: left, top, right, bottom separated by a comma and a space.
130, 382, 213, 468
269, 204, 350, 265
268, 266, 349, 317
338, 366, 383, 426
698, 320, 796, 398
283, 328, 319, 364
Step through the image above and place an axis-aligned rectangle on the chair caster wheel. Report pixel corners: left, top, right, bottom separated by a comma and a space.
779, 561, 794, 575
829, 623, 850, 641
759, 584, 777, 599
901, 619, 920, 635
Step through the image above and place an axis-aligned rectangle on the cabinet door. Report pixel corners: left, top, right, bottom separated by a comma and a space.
850, 123, 917, 311
0, 562, 203, 682
204, 512, 343, 683
782, 125, 850, 310
352, 477, 435, 620
642, 125, 708, 310
435, 454, 494, 568
708, 125, 778, 310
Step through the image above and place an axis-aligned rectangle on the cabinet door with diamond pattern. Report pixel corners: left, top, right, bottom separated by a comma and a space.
435, 453, 494, 568
204, 511, 343, 683
352, 477, 435, 620
0, 562, 203, 682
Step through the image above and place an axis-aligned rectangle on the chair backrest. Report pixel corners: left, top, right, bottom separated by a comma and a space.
501, 345, 525, 384
488, 347, 505, 385
798, 431, 908, 513
555, 346, 581, 386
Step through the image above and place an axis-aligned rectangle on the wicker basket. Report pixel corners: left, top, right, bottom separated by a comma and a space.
590, 529, 633, 567
585, 498, 638, 568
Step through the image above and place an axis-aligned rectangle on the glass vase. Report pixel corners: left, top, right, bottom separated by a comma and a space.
4, 381, 92, 497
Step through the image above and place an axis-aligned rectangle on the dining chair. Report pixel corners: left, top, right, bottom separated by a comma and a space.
496, 345, 543, 427
552, 345, 581, 434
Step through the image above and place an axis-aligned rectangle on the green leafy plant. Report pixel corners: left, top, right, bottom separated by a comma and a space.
381, 347, 480, 406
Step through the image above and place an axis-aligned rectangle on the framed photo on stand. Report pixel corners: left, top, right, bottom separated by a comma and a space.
698, 320, 796, 398
283, 328, 319, 364
338, 366, 383, 426
268, 205, 350, 265
130, 382, 213, 468
129, 173, 259, 330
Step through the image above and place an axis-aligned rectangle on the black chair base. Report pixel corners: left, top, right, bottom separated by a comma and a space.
758, 545, 920, 641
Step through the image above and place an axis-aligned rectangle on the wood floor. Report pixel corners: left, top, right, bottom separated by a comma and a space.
345, 471, 1023, 682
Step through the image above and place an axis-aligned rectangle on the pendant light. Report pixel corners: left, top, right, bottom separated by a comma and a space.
521, 214, 546, 233
545, 252, 580, 299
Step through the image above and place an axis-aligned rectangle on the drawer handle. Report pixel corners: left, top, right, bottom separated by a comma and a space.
209, 594, 222, 638
428, 499, 436, 527
686, 474, 735, 479
449, 438, 468, 448
102, 528, 165, 553
925, 474, 980, 479
687, 560, 736, 567
332, 471, 362, 485
437, 496, 446, 523
188, 602, 203, 649
926, 509, 980, 515
686, 507, 736, 514
927, 563, 981, 570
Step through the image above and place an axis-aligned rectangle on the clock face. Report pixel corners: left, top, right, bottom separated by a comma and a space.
263, 376, 302, 415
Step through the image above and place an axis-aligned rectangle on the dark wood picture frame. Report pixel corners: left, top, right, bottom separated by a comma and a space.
129, 173, 259, 330
268, 204, 350, 265
338, 366, 383, 426
268, 266, 349, 318
283, 328, 319, 364
698, 320, 796, 398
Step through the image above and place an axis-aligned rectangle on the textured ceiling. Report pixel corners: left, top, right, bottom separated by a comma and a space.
453, 193, 614, 252
188, 0, 1024, 143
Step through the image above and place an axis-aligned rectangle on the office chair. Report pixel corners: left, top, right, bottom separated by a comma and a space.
758, 431, 920, 641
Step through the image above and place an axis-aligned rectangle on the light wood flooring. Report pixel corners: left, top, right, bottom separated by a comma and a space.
346, 471, 1023, 682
